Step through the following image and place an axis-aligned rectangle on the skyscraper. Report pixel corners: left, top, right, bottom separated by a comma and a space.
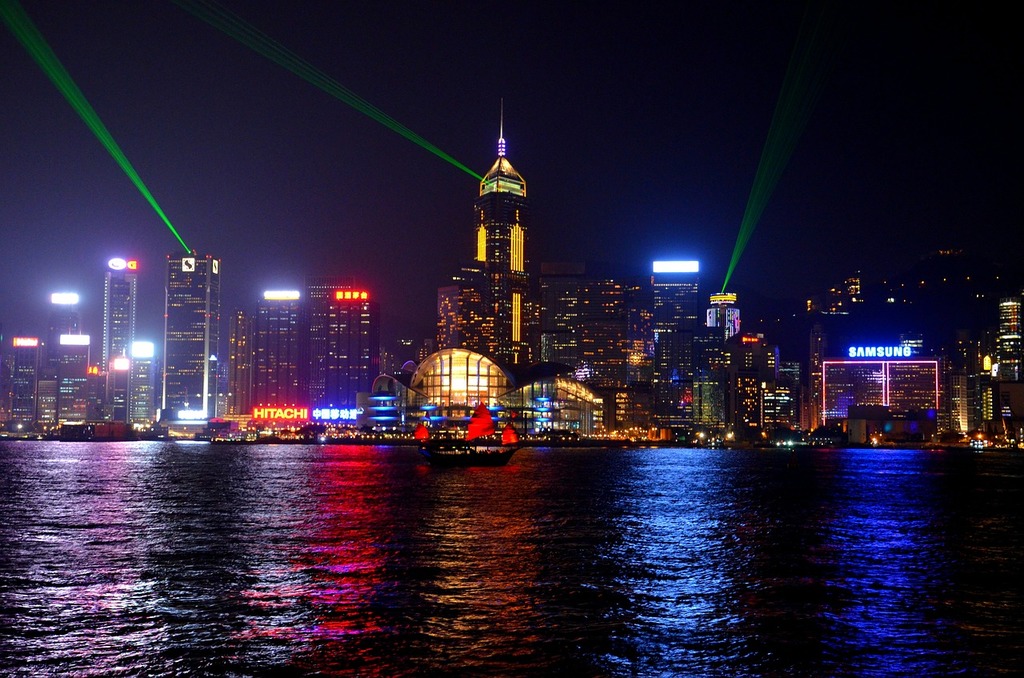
45, 292, 80, 372
997, 295, 1021, 381
651, 260, 700, 430
102, 257, 138, 368
253, 291, 304, 408
5, 336, 40, 430
539, 262, 585, 368
305, 278, 379, 410
437, 265, 490, 354
37, 294, 83, 427
129, 341, 155, 426
56, 334, 90, 423
706, 292, 740, 342
472, 122, 533, 364
226, 309, 253, 417
162, 253, 221, 421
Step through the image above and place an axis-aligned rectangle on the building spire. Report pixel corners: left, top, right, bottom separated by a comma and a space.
497, 98, 506, 157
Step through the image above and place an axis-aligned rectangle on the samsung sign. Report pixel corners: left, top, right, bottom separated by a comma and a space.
848, 345, 914, 358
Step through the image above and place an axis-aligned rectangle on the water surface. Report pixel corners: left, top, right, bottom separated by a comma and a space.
1, 442, 1021, 675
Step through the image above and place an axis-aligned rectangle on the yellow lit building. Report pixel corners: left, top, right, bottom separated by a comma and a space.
369, 348, 603, 435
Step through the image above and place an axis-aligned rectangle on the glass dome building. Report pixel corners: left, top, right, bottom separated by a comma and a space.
369, 348, 603, 435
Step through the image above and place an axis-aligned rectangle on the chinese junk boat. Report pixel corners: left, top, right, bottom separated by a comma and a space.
416, 403, 521, 467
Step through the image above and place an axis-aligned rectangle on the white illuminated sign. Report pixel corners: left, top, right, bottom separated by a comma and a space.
108, 258, 139, 271
263, 290, 301, 300
112, 357, 131, 371
652, 260, 699, 273
177, 409, 207, 420
59, 334, 90, 346
212, 259, 219, 275
181, 257, 196, 272
51, 292, 80, 305
847, 345, 914, 358
131, 341, 155, 358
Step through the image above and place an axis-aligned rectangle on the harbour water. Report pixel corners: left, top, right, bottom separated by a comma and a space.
1, 441, 1021, 675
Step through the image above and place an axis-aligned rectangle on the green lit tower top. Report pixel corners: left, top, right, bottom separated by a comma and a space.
473, 108, 532, 365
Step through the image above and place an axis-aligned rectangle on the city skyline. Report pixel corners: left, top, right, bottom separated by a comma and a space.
1, 1, 1020, 344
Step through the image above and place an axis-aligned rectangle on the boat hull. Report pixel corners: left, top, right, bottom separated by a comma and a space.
419, 441, 519, 467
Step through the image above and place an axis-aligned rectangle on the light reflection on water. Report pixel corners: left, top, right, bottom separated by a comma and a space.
0, 441, 1021, 675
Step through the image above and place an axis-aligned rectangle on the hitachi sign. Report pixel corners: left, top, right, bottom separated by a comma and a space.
252, 407, 309, 420
848, 345, 914, 358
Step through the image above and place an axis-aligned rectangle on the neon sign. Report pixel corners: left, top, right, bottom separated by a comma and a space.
112, 357, 130, 371
252, 406, 309, 420
652, 260, 699, 273
263, 290, 300, 300
335, 290, 369, 301
51, 292, 79, 305
59, 334, 90, 346
108, 258, 139, 271
848, 346, 914, 358
12, 337, 39, 347
131, 341, 155, 358
312, 407, 364, 422
177, 409, 208, 420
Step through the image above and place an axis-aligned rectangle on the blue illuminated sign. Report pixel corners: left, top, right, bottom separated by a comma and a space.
312, 407, 364, 422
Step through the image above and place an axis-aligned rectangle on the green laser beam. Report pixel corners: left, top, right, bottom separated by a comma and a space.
173, 0, 483, 181
721, 2, 841, 292
1, 0, 191, 253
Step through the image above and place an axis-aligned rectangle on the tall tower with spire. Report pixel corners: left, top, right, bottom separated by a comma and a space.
472, 107, 533, 364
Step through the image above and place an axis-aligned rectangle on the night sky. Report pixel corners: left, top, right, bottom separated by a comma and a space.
1, 1, 1019, 349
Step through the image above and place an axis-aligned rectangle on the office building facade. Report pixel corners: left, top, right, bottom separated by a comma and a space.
162, 253, 222, 420
253, 291, 305, 408
651, 260, 700, 429
226, 309, 253, 416
471, 127, 533, 365
5, 336, 40, 430
822, 352, 939, 423
102, 257, 138, 368
129, 341, 155, 426
306, 278, 379, 411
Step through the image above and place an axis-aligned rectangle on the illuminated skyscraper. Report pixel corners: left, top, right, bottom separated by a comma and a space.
822, 356, 939, 422
437, 265, 490, 354
472, 121, 533, 364
5, 336, 40, 430
162, 253, 221, 421
45, 293, 80, 371
129, 341, 155, 425
102, 257, 138, 368
808, 323, 827, 429
305, 278, 379, 410
651, 260, 700, 429
226, 310, 253, 416
253, 291, 304, 408
706, 292, 740, 342
539, 262, 585, 368
997, 295, 1022, 381
56, 334, 90, 423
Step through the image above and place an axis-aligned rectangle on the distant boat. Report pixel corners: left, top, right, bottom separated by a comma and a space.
417, 403, 521, 467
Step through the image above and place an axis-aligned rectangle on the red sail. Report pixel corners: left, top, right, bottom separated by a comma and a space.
466, 403, 496, 441
501, 422, 519, 445
414, 423, 430, 441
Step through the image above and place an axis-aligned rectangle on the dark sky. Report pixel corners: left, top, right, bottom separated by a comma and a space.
1, 1, 1020, 348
